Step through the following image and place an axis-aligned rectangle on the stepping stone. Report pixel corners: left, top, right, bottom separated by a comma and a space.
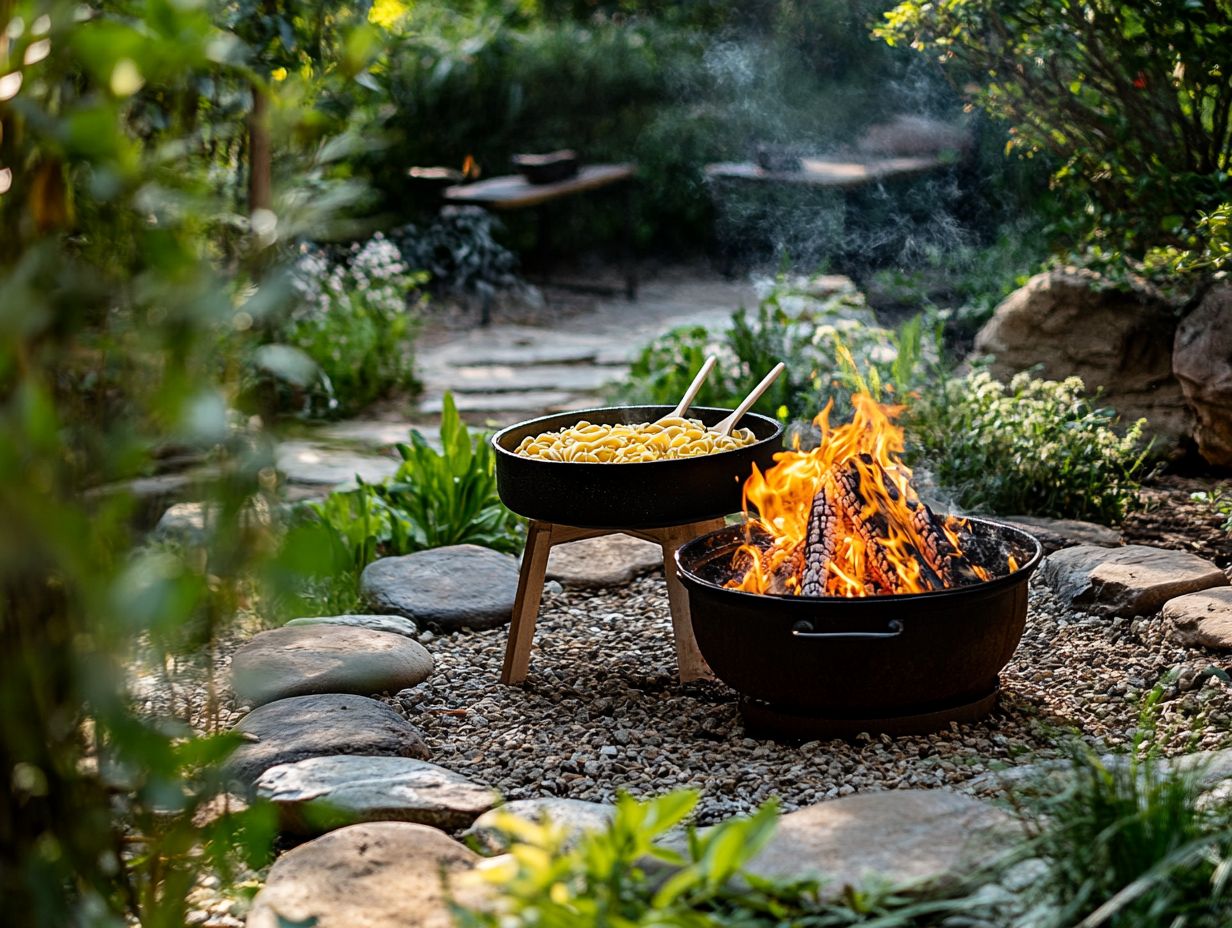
1164, 587, 1232, 649
255, 755, 498, 835
275, 440, 399, 486
417, 390, 575, 415
744, 789, 1015, 899
361, 545, 519, 631
314, 419, 423, 449
1040, 544, 1228, 617
230, 626, 433, 707
284, 613, 420, 639
225, 694, 429, 790
545, 535, 664, 588
464, 797, 616, 854
152, 499, 278, 547
447, 364, 622, 394
246, 822, 479, 928
998, 515, 1121, 553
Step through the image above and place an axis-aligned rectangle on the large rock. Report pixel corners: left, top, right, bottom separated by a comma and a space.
230, 625, 433, 707
745, 789, 1015, 897
1041, 544, 1228, 617
973, 268, 1192, 445
1173, 282, 1232, 466
1163, 587, 1232, 649
998, 515, 1121, 553
225, 694, 429, 790
283, 613, 420, 639
361, 545, 519, 631
255, 755, 498, 835
464, 797, 616, 854
545, 534, 664, 588
275, 440, 400, 487
246, 822, 479, 928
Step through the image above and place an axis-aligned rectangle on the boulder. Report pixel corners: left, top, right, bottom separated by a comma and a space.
1040, 544, 1228, 617
745, 789, 1016, 897
545, 534, 664, 588
230, 625, 433, 707
225, 694, 429, 790
361, 545, 519, 631
246, 822, 479, 928
255, 755, 498, 835
973, 268, 1191, 446
464, 797, 616, 855
1163, 587, 1232, 649
1173, 282, 1232, 466
283, 613, 420, 639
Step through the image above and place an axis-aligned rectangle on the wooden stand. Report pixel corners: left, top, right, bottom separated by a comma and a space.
500, 517, 726, 685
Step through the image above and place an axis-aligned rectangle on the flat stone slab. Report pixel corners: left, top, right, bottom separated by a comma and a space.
276, 441, 399, 486
744, 789, 1015, 898
283, 613, 420, 639
255, 755, 498, 835
1040, 544, 1228, 617
464, 797, 616, 854
230, 626, 433, 707
999, 515, 1121, 553
361, 545, 519, 631
314, 420, 427, 449
246, 822, 479, 928
545, 535, 664, 588
225, 694, 429, 790
417, 390, 576, 415
1164, 587, 1232, 648
447, 364, 623, 394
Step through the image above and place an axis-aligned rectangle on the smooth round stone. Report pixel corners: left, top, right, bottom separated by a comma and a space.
246, 822, 480, 928
1164, 587, 1232, 649
230, 625, 433, 707
360, 544, 519, 631
545, 534, 664, 588
225, 694, 429, 790
283, 613, 420, 639
1041, 544, 1228, 617
463, 797, 615, 854
255, 755, 499, 835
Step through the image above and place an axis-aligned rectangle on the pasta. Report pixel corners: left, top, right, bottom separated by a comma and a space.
513, 416, 757, 463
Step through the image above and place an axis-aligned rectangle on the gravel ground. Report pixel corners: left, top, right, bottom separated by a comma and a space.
385, 571, 1232, 825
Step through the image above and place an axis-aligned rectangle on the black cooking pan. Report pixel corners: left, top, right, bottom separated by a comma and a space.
491, 405, 784, 529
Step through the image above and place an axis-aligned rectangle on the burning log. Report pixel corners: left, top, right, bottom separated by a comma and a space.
800, 483, 838, 596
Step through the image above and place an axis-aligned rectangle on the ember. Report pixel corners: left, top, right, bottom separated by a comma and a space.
728, 392, 1017, 597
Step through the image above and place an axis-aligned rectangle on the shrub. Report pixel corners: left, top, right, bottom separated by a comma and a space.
454, 790, 1005, 926
618, 276, 939, 422
878, 0, 1232, 257
281, 232, 421, 415
904, 371, 1150, 524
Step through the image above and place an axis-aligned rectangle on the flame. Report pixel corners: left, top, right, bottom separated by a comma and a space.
728, 391, 988, 598
462, 154, 479, 180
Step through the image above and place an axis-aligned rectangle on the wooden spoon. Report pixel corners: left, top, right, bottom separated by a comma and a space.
656, 354, 717, 423
712, 362, 786, 437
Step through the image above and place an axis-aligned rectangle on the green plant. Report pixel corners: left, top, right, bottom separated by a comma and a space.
904, 371, 1151, 524
1019, 701, 1232, 927
280, 232, 422, 416
618, 276, 940, 423
1191, 488, 1232, 535
454, 790, 1006, 927
878, 0, 1232, 258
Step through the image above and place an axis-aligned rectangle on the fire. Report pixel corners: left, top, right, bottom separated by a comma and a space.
728, 392, 989, 598
462, 154, 479, 180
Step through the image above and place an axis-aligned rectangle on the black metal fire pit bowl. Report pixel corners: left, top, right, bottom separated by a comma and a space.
675, 517, 1044, 738
491, 406, 783, 529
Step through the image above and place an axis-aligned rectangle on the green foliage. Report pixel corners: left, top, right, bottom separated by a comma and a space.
1191, 488, 1232, 536
279, 233, 422, 416
1021, 702, 1232, 928
878, 0, 1232, 258
619, 277, 939, 423
904, 371, 1151, 524
455, 790, 1004, 927
284, 393, 524, 619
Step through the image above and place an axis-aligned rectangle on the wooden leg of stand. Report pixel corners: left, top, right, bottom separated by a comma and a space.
656, 518, 726, 683
501, 519, 554, 685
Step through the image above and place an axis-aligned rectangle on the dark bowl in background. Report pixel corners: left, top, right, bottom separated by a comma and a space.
491, 405, 784, 529
675, 517, 1043, 715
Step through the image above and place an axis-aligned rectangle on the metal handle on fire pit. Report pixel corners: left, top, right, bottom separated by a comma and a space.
790, 618, 904, 639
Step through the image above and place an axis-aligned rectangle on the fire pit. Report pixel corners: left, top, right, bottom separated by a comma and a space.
674, 394, 1044, 737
